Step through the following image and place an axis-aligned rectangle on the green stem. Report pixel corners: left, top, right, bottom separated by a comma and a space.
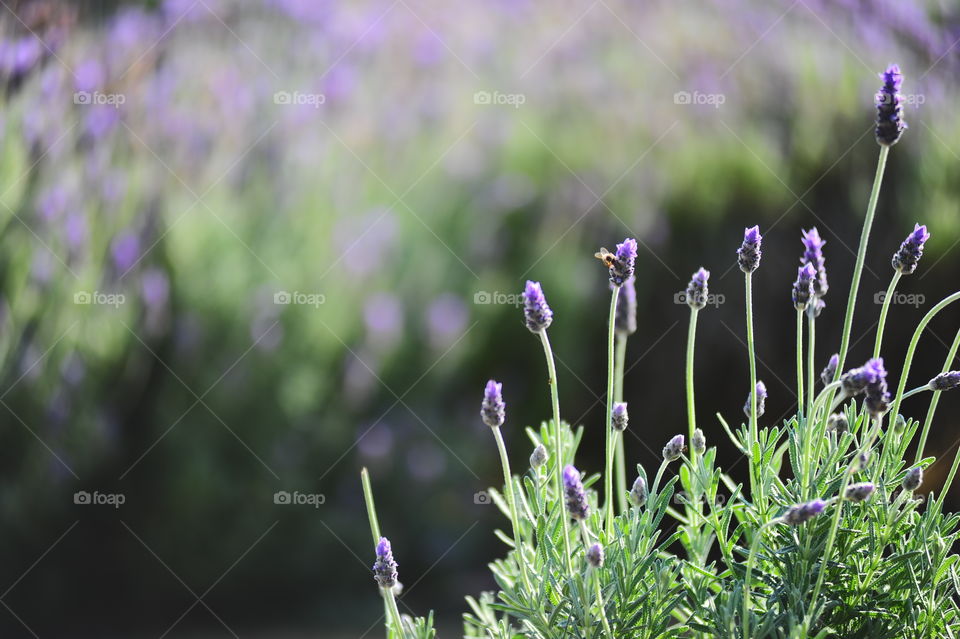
593, 569, 614, 638
796, 309, 805, 419
745, 273, 760, 506
916, 327, 960, 465
873, 271, 902, 359
539, 330, 575, 578
686, 308, 700, 460
806, 311, 816, 420
361, 467, 382, 545
934, 444, 960, 514
614, 333, 628, 514
889, 291, 960, 427
743, 519, 779, 639
836, 145, 889, 376
604, 287, 621, 536
383, 587, 405, 638
492, 426, 534, 594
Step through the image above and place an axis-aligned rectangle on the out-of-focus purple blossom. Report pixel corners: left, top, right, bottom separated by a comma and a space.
928, 371, 960, 392
37, 187, 68, 223
84, 105, 121, 140
523, 280, 553, 333
111, 231, 141, 273
0, 38, 44, 77
863, 357, 890, 416
609, 238, 637, 286
425, 294, 469, 348
562, 465, 589, 520
333, 210, 398, 277
792, 263, 816, 311
358, 423, 394, 460
481, 379, 505, 429
611, 402, 628, 432
737, 225, 762, 273
892, 223, 930, 274
801, 227, 828, 300
406, 443, 447, 482
364, 293, 404, 345
743, 381, 767, 418
845, 482, 875, 502
684, 268, 710, 310
876, 64, 907, 146
614, 276, 637, 336
586, 543, 604, 568
821, 353, 839, 386
141, 268, 170, 309
841, 358, 884, 397
74, 59, 104, 93
783, 499, 826, 525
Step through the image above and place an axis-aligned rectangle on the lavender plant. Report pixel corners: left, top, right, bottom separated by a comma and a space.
361, 64, 960, 639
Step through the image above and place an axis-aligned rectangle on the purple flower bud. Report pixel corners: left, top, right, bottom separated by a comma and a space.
737, 225, 762, 273
610, 238, 638, 286
743, 381, 767, 418
892, 224, 930, 274
801, 228, 828, 299
841, 358, 884, 397
783, 499, 826, 525
611, 402, 628, 432
792, 263, 816, 311
562, 465, 590, 520
692, 428, 706, 455
663, 434, 685, 462
854, 451, 870, 473
614, 276, 637, 336
821, 353, 839, 386
530, 443, 548, 469
480, 379, 506, 428
845, 482, 875, 502
373, 537, 398, 588
929, 371, 960, 392
863, 358, 890, 417
685, 268, 710, 310
893, 414, 907, 433
903, 466, 923, 491
586, 542, 604, 568
826, 413, 849, 435
630, 475, 647, 507
876, 64, 907, 146
523, 280, 553, 333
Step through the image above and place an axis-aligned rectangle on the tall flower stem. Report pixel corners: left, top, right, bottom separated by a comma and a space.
604, 287, 621, 536
744, 272, 759, 503
742, 519, 779, 639
539, 331, 575, 578
796, 309, 804, 418
806, 312, 816, 418
492, 427, 534, 593
592, 571, 613, 638
383, 588, 405, 637
916, 327, 960, 464
873, 271, 902, 359
686, 308, 700, 461
835, 145, 889, 376
361, 468, 393, 639
613, 334, 628, 513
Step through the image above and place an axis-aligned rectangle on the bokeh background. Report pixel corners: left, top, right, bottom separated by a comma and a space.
1, 0, 960, 636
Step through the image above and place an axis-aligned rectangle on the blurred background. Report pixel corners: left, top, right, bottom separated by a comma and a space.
1, 0, 959, 636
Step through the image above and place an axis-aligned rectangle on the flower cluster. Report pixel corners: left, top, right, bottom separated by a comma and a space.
743, 381, 767, 418
481, 379, 506, 428
372, 537, 398, 589
800, 227, 828, 305
523, 281, 553, 333
609, 238, 638, 287
685, 268, 710, 310
783, 499, 827, 525
892, 224, 931, 274
737, 226, 762, 273
876, 64, 907, 146
563, 465, 590, 520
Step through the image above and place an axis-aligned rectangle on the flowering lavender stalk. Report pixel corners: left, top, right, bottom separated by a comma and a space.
801, 228, 828, 301
929, 371, 960, 392
738, 226, 762, 273
892, 224, 930, 275
692, 428, 706, 455
863, 358, 890, 417
685, 268, 710, 310
740, 227, 762, 507
611, 402, 628, 432
586, 543, 604, 568
821, 354, 839, 387
523, 280, 553, 333
684, 268, 709, 460
608, 238, 638, 287
563, 465, 589, 521
783, 499, 827, 525
613, 275, 636, 513
530, 443, 548, 470
844, 482, 875, 502
481, 379, 505, 428
373, 537, 398, 588
903, 466, 923, 491
876, 64, 907, 147
630, 475, 647, 507
614, 276, 637, 336
742, 381, 767, 419
792, 263, 816, 312
663, 434, 685, 463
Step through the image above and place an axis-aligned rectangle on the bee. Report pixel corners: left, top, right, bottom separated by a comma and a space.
594, 247, 617, 269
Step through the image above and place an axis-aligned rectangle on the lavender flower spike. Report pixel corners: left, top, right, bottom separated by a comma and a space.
481, 379, 506, 428
743, 381, 767, 418
929, 371, 960, 392
373, 537, 398, 588
840, 358, 884, 397
821, 353, 839, 386
792, 263, 816, 311
614, 276, 637, 335
863, 357, 890, 417
892, 223, 930, 274
783, 499, 827, 525
903, 466, 923, 491
611, 402, 629, 432
586, 543, 604, 568
737, 225, 762, 273
563, 465, 589, 520
630, 475, 647, 507
845, 482, 875, 502
530, 443, 548, 469
876, 64, 907, 146
663, 434, 685, 462
609, 238, 638, 286
801, 227, 828, 299
692, 428, 706, 455
523, 280, 553, 333
685, 268, 710, 310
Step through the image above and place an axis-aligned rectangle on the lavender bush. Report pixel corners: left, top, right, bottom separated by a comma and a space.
363, 65, 960, 638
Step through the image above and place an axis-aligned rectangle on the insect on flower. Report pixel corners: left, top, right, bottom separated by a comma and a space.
594, 247, 617, 269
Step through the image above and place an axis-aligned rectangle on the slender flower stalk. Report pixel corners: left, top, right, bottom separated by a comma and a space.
613, 275, 635, 513
525, 281, 574, 577
684, 268, 709, 461
922, 328, 960, 469
739, 226, 762, 505
806, 310, 816, 418
796, 308, 804, 417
